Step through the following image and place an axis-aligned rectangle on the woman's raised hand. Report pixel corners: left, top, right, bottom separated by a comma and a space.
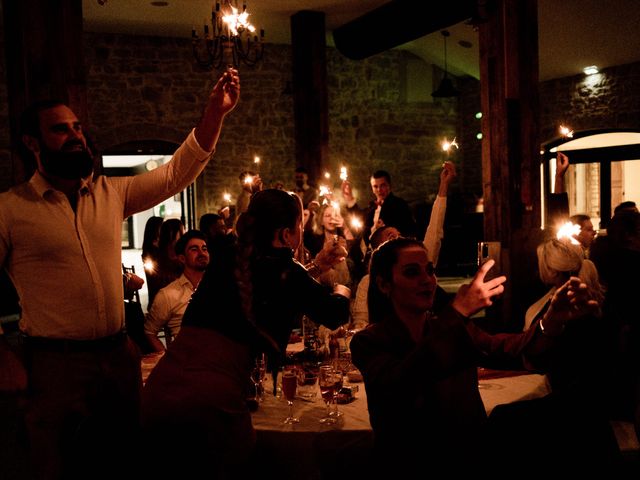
315, 242, 348, 272
452, 259, 507, 317
540, 276, 599, 335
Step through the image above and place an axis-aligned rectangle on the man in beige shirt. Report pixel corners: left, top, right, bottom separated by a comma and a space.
0, 68, 239, 479
144, 230, 209, 352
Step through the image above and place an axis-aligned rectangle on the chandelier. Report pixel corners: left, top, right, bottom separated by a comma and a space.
192, 0, 264, 70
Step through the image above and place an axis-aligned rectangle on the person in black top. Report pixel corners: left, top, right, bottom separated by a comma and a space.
141, 189, 350, 478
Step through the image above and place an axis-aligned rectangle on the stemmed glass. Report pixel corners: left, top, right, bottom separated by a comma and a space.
281, 366, 299, 424
251, 353, 266, 402
318, 364, 337, 424
297, 362, 319, 398
330, 367, 344, 418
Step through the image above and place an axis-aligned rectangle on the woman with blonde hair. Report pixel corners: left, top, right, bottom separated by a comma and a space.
525, 238, 604, 330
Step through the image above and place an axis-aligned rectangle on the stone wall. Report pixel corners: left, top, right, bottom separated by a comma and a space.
83, 33, 466, 215
540, 63, 640, 141
0, 30, 468, 218
3, 26, 639, 220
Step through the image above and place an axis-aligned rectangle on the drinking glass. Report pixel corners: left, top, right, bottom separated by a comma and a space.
297, 362, 319, 398
318, 364, 337, 424
281, 367, 299, 424
330, 368, 344, 417
251, 354, 266, 402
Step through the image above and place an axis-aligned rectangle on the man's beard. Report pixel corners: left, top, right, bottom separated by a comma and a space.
295, 179, 304, 188
39, 141, 94, 180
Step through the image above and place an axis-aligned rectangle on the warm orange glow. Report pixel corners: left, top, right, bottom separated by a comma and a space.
556, 221, 581, 245
441, 137, 459, 152
559, 125, 574, 138
144, 259, 156, 273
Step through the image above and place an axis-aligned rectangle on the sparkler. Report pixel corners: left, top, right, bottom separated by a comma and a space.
441, 137, 459, 152
318, 185, 332, 197
559, 125, 574, 138
556, 221, 581, 245
143, 259, 156, 273
339, 166, 348, 181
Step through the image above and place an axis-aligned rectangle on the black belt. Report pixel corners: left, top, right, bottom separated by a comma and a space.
25, 331, 128, 353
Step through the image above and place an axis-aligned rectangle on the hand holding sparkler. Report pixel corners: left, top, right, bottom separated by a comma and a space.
341, 179, 355, 206
314, 242, 348, 271
438, 161, 457, 196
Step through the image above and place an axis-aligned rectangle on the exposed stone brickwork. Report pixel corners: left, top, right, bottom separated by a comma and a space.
2, 26, 638, 222
540, 63, 640, 141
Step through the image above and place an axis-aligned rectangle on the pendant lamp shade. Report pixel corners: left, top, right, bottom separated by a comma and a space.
432, 30, 459, 98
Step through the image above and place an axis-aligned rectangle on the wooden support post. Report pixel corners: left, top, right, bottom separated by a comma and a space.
290, 11, 328, 187
479, 0, 544, 328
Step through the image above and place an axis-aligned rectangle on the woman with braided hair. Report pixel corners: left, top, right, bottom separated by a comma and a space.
141, 189, 350, 478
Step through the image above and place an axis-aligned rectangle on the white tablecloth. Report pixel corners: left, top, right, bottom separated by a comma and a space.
250, 369, 550, 479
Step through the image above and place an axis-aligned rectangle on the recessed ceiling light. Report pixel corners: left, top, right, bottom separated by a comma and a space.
583, 65, 599, 75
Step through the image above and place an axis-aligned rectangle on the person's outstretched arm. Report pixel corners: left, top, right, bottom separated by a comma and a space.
424, 161, 456, 265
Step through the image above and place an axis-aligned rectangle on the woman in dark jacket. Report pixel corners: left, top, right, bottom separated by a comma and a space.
350, 237, 599, 475
141, 190, 350, 478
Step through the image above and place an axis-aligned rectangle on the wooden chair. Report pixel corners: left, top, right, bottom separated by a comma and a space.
122, 264, 155, 354
123, 264, 173, 349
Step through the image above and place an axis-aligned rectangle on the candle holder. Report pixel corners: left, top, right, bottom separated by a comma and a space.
192, 0, 264, 70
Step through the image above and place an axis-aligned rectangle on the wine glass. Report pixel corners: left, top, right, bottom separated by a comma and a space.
330, 368, 344, 418
297, 361, 318, 398
281, 367, 299, 424
251, 354, 266, 402
318, 364, 337, 424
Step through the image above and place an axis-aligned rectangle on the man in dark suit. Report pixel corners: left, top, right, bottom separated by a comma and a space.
345, 169, 417, 247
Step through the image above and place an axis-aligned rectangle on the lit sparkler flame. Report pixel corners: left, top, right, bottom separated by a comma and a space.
556, 221, 581, 245
243, 175, 254, 185
441, 137, 459, 152
324, 171, 331, 179
223, 192, 231, 203
340, 166, 348, 181
319, 185, 332, 197
350, 216, 363, 231
254, 156, 260, 165
559, 125, 574, 138
143, 259, 156, 273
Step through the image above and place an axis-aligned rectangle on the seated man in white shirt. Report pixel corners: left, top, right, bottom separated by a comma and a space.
144, 229, 209, 352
